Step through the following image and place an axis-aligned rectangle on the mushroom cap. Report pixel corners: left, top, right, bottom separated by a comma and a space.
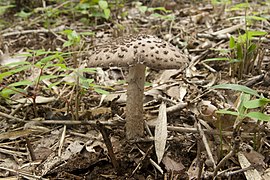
87, 34, 188, 70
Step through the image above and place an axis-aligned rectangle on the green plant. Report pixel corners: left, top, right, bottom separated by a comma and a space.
204, 2, 267, 79
212, 83, 270, 149
0, 49, 108, 118
75, 0, 111, 21
136, 2, 175, 20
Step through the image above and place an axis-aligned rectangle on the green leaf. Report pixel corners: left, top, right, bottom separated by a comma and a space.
216, 109, 239, 116
246, 112, 270, 121
15, 10, 32, 18
247, 43, 257, 55
2, 61, 31, 67
98, 0, 108, 9
8, 80, 33, 87
244, 98, 270, 109
228, 16, 267, 21
79, 31, 95, 36
138, 6, 147, 13
38, 75, 60, 81
237, 93, 250, 114
94, 88, 109, 95
229, 36, 236, 49
0, 87, 27, 98
211, 84, 260, 97
203, 57, 230, 62
103, 8, 110, 19
0, 65, 31, 81
236, 43, 243, 60
79, 68, 96, 73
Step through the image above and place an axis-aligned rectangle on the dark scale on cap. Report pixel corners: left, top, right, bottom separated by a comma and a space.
118, 53, 124, 58
103, 49, 110, 53
175, 54, 181, 58
121, 47, 128, 52
88, 34, 188, 70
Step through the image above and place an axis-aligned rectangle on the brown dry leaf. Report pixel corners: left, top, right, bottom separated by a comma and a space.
155, 69, 182, 84
241, 143, 266, 168
10, 96, 56, 106
162, 155, 185, 172
0, 52, 27, 66
262, 168, 270, 180
0, 158, 18, 177
62, 64, 86, 83
238, 152, 262, 180
0, 129, 37, 140
154, 102, 167, 164
187, 157, 201, 179
167, 86, 180, 100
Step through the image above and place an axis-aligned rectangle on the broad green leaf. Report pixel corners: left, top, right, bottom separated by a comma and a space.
98, 0, 108, 9
244, 98, 270, 109
246, 112, 270, 121
103, 8, 110, 19
211, 84, 260, 97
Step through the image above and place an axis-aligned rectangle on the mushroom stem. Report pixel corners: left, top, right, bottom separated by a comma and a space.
126, 64, 146, 139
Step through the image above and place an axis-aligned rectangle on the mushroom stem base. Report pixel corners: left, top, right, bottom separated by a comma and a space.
126, 64, 146, 139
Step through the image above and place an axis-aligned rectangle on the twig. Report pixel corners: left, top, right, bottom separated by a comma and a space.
25, 137, 36, 161
38, 120, 254, 138
0, 166, 47, 179
2, 25, 66, 37
197, 120, 216, 168
137, 145, 164, 175
96, 121, 120, 174
0, 111, 26, 122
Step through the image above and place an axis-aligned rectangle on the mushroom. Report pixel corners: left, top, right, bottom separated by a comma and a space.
87, 34, 188, 140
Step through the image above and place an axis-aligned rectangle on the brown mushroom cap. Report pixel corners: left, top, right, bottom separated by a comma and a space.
87, 34, 188, 70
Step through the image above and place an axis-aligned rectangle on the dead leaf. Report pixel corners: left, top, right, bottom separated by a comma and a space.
0, 52, 27, 66
155, 102, 167, 164
238, 152, 262, 180
162, 155, 185, 172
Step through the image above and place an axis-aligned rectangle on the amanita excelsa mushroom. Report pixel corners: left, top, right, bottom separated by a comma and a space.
88, 34, 187, 139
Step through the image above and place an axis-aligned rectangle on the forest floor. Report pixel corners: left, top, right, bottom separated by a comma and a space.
0, 0, 270, 179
